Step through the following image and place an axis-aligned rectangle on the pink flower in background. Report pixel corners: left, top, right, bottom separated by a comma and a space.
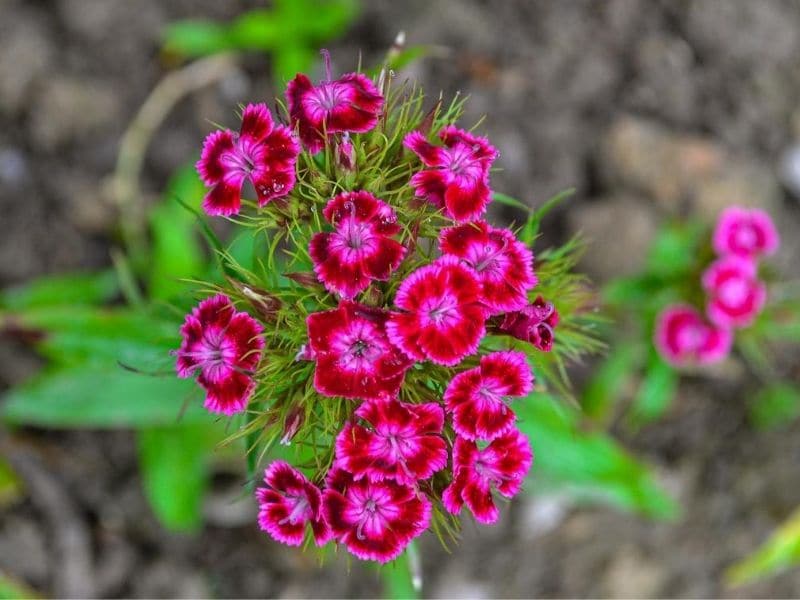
702, 256, 766, 329
287, 52, 383, 154
497, 295, 560, 352
335, 397, 447, 486
404, 126, 498, 222
196, 103, 299, 216
322, 468, 431, 563
654, 304, 733, 366
444, 351, 534, 441
176, 294, 264, 415
712, 206, 780, 259
442, 428, 533, 524
256, 461, 330, 547
440, 221, 537, 314
386, 255, 488, 366
306, 301, 413, 400
309, 191, 406, 299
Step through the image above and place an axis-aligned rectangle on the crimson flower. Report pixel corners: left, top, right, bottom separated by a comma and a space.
654, 304, 732, 366
440, 221, 536, 314
404, 126, 498, 222
287, 53, 383, 154
176, 294, 264, 415
712, 206, 779, 259
444, 351, 533, 441
306, 301, 413, 400
702, 256, 766, 329
442, 429, 533, 524
256, 461, 330, 547
496, 295, 560, 352
386, 255, 488, 366
309, 191, 406, 299
335, 397, 447, 485
196, 103, 299, 216
322, 468, 431, 563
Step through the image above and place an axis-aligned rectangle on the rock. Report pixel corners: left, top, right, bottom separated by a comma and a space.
599, 117, 782, 219
567, 194, 659, 282
602, 544, 668, 598
0, 5, 54, 117
29, 76, 122, 150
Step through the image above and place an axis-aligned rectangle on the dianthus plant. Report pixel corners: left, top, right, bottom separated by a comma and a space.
175, 53, 598, 564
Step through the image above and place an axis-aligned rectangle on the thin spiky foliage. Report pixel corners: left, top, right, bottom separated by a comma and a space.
179, 67, 601, 560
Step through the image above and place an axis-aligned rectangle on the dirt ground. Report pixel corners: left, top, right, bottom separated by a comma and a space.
2, 0, 800, 597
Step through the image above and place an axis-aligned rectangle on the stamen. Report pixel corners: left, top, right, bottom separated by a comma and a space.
320, 49, 332, 82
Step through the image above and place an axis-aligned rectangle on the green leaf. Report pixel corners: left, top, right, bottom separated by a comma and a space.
749, 383, 800, 430
581, 342, 642, 420
726, 506, 800, 586
162, 21, 232, 56
149, 165, 206, 301
4, 306, 180, 368
1, 367, 212, 428
520, 188, 575, 245
138, 425, 213, 532
492, 191, 531, 213
628, 354, 678, 426
0, 572, 39, 599
380, 545, 420, 599
517, 393, 677, 519
0, 270, 118, 310
644, 222, 704, 278
0, 457, 23, 510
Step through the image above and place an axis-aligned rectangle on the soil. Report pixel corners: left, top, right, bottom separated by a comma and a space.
2, 0, 800, 597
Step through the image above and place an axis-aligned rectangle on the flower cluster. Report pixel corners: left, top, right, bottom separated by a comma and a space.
174, 54, 582, 564
655, 206, 779, 367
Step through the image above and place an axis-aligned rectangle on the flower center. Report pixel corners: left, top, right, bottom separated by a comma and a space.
355, 497, 382, 541
425, 294, 459, 325
312, 81, 347, 112
474, 458, 509, 487
223, 136, 261, 177
676, 324, 705, 353
278, 494, 311, 525
734, 224, 757, 249
719, 277, 749, 306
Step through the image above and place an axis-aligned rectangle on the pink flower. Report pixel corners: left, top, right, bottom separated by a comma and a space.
712, 206, 779, 259
335, 397, 447, 485
286, 52, 383, 154
654, 304, 733, 366
196, 103, 299, 216
702, 256, 766, 329
496, 295, 560, 352
322, 468, 431, 563
404, 126, 498, 222
443, 351, 533, 441
309, 191, 406, 299
256, 461, 331, 547
440, 221, 536, 314
442, 429, 533, 524
386, 255, 488, 366
306, 301, 413, 400
176, 294, 264, 415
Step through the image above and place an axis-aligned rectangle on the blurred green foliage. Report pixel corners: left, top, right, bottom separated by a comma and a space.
163, 0, 360, 85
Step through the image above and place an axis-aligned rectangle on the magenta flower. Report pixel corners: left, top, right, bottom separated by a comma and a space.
442, 428, 533, 524
196, 103, 299, 216
309, 191, 406, 299
176, 294, 264, 415
256, 461, 331, 547
496, 295, 560, 352
440, 221, 536, 314
404, 126, 498, 222
712, 206, 780, 259
702, 256, 766, 329
654, 304, 733, 366
444, 351, 533, 441
286, 53, 383, 154
306, 301, 413, 400
335, 397, 448, 486
386, 255, 488, 366
322, 468, 431, 563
